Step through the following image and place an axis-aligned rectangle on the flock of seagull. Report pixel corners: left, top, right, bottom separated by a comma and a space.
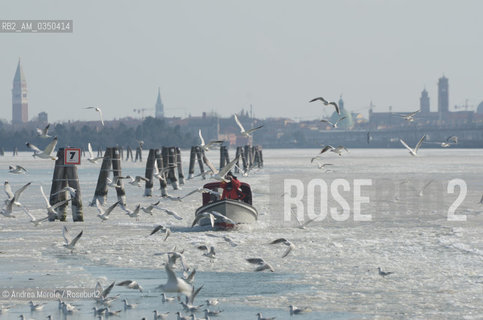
1, 113, 316, 320
309, 97, 458, 165
2, 103, 479, 320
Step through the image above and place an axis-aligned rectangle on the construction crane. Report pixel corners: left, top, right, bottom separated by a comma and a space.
133, 108, 153, 120
453, 99, 471, 111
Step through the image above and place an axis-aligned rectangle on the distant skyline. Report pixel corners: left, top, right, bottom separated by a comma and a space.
1, 0, 483, 123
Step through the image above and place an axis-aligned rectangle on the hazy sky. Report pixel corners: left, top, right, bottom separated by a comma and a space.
1, 0, 482, 123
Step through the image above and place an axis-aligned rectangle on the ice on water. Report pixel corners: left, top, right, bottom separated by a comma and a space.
0, 149, 482, 319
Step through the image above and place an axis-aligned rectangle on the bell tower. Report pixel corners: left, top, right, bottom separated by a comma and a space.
12, 59, 28, 123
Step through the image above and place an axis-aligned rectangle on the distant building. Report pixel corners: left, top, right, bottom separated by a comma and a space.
38, 112, 48, 123
420, 88, 430, 113
367, 75, 478, 128
477, 101, 483, 114
438, 75, 449, 113
12, 59, 28, 123
155, 88, 164, 118
327, 96, 353, 130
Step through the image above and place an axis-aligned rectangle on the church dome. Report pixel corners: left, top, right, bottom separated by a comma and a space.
328, 97, 353, 129
477, 101, 483, 114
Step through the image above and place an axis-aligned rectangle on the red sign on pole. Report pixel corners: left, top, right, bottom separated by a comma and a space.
64, 148, 81, 165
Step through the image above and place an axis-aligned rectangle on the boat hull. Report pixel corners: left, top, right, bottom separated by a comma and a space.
194, 199, 258, 226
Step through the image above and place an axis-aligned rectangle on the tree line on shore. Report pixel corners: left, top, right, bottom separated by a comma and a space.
0, 117, 198, 151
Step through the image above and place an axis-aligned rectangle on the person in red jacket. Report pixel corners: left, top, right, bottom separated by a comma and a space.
221, 172, 241, 200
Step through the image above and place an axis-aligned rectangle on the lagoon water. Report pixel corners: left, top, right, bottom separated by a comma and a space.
0, 149, 482, 319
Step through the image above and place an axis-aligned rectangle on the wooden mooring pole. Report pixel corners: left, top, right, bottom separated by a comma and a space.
176, 147, 185, 185
167, 147, 179, 189
188, 146, 196, 179
49, 148, 83, 221
195, 146, 206, 179
91, 147, 112, 206
144, 149, 156, 197
112, 147, 126, 205
155, 148, 168, 197
135, 146, 142, 162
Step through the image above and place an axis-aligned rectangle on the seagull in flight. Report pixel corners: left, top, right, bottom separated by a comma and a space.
87, 143, 103, 163
36, 123, 51, 138
156, 207, 183, 220
40, 185, 71, 220
400, 135, 426, 156
141, 200, 160, 215
84, 106, 104, 125
447, 135, 458, 144
117, 280, 143, 292
198, 245, 216, 261
62, 226, 83, 251
309, 97, 340, 115
425, 135, 458, 148
320, 116, 346, 128
397, 110, 419, 122
158, 264, 193, 297
96, 199, 121, 221
269, 238, 295, 258
199, 129, 223, 151
106, 176, 125, 189
203, 153, 239, 182
149, 224, 171, 241
205, 233, 239, 247
210, 210, 237, 226
311, 158, 333, 169
290, 208, 316, 229
120, 203, 141, 219
125, 175, 149, 187
22, 207, 49, 226
191, 211, 216, 228
8, 165, 27, 174
26, 136, 58, 160
170, 187, 220, 202
95, 281, 117, 305
320, 145, 348, 156
2, 181, 31, 218
153, 162, 176, 181
246, 258, 274, 272
234, 114, 264, 137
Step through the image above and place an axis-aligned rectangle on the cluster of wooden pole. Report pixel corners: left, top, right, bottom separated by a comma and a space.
0, 148, 4, 156
234, 145, 263, 172
252, 145, 264, 168
164, 147, 184, 188
49, 148, 83, 221
188, 146, 206, 179
91, 147, 127, 206
219, 145, 230, 170
144, 147, 183, 196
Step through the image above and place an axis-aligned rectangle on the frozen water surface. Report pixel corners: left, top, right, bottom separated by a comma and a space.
0, 149, 482, 319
